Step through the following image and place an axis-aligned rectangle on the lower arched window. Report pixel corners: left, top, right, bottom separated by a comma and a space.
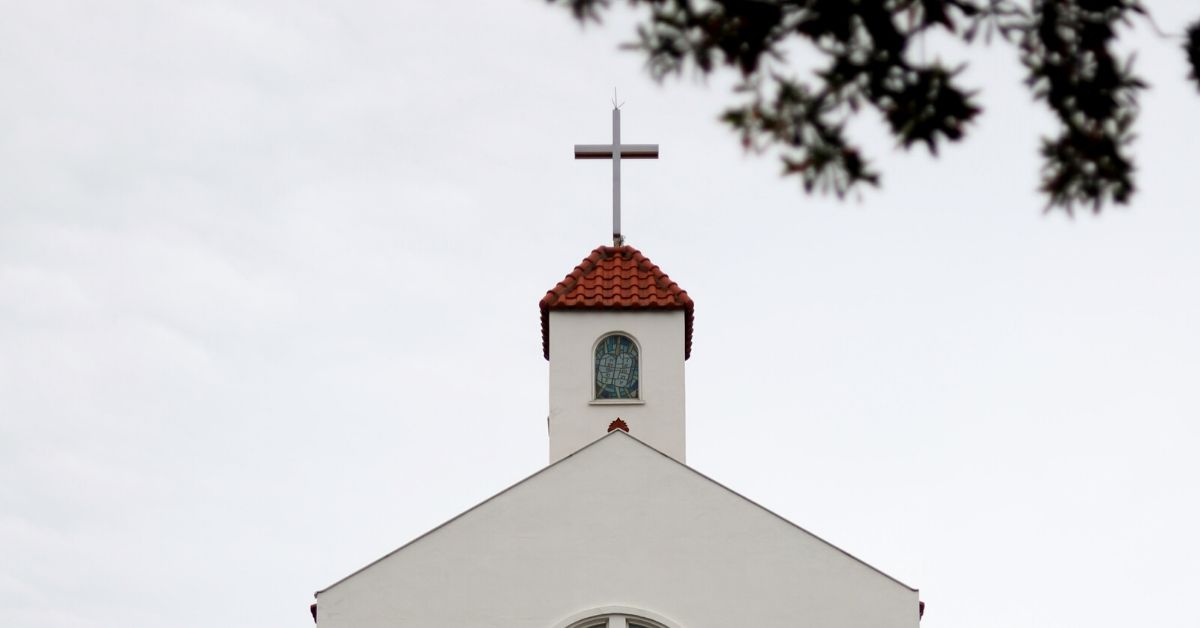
569, 615, 667, 628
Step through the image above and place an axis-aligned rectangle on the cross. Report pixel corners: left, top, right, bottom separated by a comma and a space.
575, 106, 659, 246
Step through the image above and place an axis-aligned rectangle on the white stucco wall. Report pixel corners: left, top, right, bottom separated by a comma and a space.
547, 310, 686, 463
316, 432, 919, 628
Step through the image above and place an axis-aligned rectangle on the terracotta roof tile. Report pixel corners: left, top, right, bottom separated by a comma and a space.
540, 245, 694, 360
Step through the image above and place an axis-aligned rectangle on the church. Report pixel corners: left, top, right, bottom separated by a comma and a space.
310, 108, 922, 628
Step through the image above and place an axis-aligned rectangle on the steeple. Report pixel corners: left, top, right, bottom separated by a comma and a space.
541, 244, 694, 463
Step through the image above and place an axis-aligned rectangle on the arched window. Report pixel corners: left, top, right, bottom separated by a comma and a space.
568, 614, 668, 628
594, 333, 640, 400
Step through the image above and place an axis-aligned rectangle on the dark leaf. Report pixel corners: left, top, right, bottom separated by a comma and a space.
1186, 18, 1200, 93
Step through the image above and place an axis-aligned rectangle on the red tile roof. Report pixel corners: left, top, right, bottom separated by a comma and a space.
540, 245, 694, 360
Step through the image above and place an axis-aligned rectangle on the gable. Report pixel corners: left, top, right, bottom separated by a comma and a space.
316, 432, 918, 628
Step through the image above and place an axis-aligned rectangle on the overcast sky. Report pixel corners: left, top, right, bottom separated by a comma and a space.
2, 2, 1199, 627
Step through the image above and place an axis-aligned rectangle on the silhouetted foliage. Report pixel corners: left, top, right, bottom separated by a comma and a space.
1019, 0, 1144, 210
1187, 19, 1200, 92
548, 0, 1198, 213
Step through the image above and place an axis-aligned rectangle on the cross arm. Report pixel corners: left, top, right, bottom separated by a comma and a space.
574, 144, 660, 159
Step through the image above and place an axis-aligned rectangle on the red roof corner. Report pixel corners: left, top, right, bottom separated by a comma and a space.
540, 245, 694, 360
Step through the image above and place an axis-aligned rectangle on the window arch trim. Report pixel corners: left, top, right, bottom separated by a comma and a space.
592, 332, 642, 401
553, 605, 681, 628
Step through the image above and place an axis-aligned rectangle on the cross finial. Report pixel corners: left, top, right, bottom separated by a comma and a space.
574, 104, 658, 246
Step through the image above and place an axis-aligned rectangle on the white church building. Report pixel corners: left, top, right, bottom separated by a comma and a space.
311, 110, 922, 628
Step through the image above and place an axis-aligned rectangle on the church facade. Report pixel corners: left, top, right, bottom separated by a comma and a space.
311, 243, 921, 628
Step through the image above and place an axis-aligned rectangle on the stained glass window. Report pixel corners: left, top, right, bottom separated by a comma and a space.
594, 333, 639, 399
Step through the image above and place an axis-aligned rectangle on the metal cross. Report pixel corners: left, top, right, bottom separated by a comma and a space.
575, 106, 659, 246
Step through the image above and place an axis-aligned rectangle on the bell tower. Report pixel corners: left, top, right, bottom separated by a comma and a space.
540, 244, 694, 463
542, 105, 692, 462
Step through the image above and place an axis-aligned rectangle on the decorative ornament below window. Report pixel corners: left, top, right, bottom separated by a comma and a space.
595, 334, 639, 399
